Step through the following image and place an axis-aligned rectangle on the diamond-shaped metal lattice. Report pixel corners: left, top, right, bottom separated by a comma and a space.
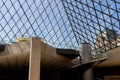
0, 0, 120, 53
0, 0, 77, 49
62, 0, 120, 53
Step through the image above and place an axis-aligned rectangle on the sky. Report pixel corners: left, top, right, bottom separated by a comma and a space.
0, 0, 77, 49
63, 0, 120, 42
0, 0, 120, 50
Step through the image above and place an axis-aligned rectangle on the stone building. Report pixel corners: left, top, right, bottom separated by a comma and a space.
96, 28, 118, 52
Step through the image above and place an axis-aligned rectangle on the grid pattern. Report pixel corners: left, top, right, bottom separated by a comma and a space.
0, 0, 77, 49
62, 0, 120, 53
0, 0, 120, 53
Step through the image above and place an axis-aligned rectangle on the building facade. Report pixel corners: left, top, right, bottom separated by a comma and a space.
96, 28, 118, 53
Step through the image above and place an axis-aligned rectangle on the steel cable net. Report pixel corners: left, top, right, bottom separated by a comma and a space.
0, 0, 77, 49
0, 0, 120, 53
62, 0, 120, 53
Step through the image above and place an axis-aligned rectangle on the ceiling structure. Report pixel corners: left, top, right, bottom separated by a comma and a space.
0, 0, 120, 53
